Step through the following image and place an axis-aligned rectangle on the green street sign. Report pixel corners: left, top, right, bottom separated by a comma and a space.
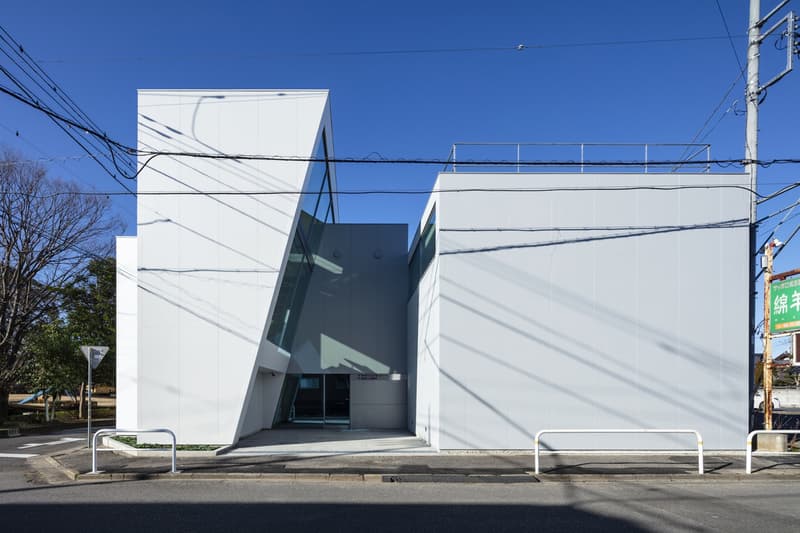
771, 277, 800, 333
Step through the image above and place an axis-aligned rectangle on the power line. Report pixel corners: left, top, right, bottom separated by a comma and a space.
773, 224, 800, 262
0, 79, 135, 195
440, 218, 750, 256
6, 78, 800, 175
0, 121, 138, 219
761, 208, 800, 238
0, 25, 134, 173
0, 78, 136, 196
0, 183, 763, 199
758, 197, 800, 225
0, 153, 103, 166
714, 0, 745, 73
132, 150, 800, 174
0, 25, 136, 191
0, 81, 764, 172
441, 221, 747, 233
0, 83, 137, 185
757, 181, 800, 203
33, 35, 746, 64
673, 70, 745, 169
755, 221, 800, 281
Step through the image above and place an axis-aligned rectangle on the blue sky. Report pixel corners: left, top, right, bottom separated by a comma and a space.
2, 1, 800, 349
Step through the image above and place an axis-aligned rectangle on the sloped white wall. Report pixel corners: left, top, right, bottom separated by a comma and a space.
134, 90, 330, 444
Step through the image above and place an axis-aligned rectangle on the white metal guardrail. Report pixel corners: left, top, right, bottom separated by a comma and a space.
533, 429, 705, 475
91, 428, 177, 474
745, 429, 800, 474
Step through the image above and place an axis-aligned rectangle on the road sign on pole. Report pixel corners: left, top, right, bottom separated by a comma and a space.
79, 346, 109, 447
80, 345, 109, 369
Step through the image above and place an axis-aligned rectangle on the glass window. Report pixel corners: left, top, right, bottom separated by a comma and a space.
297, 130, 335, 261
299, 140, 328, 238
408, 206, 436, 298
408, 246, 420, 298
266, 130, 336, 352
299, 376, 320, 389
420, 209, 436, 268
266, 233, 313, 351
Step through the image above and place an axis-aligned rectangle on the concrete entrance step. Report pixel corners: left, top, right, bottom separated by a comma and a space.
227, 428, 434, 456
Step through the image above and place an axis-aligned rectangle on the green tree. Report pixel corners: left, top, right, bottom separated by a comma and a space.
20, 319, 83, 421
16, 257, 116, 422
61, 257, 116, 385
0, 151, 121, 422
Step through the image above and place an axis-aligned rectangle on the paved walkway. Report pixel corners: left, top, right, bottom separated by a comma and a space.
230, 428, 433, 456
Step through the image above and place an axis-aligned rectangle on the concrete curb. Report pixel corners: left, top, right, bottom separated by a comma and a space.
70, 471, 541, 483
34, 450, 800, 484
62, 468, 800, 483
25, 444, 90, 483
27, 455, 80, 482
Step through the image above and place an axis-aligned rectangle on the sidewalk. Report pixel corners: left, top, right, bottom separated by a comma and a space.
42, 447, 800, 483
27, 427, 800, 483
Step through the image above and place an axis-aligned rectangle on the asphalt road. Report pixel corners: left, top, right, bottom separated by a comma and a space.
2, 426, 800, 532
0, 428, 88, 495
1, 463, 800, 532
0, 427, 88, 457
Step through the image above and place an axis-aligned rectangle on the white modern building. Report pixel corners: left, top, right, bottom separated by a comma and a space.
118, 89, 751, 449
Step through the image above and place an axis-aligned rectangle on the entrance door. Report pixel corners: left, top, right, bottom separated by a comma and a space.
324, 374, 349, 424
293, 375, 324, 421
275, 374, 349, 425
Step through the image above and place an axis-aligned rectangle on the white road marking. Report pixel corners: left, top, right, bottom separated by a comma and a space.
0, 452, 38, 458
17, 437, 83, 450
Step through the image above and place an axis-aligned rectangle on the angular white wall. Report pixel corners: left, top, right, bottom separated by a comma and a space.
132, 90, 333, 444
412, 172, 751, 450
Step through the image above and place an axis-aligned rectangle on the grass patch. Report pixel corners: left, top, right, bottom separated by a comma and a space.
111, 435, 222, 451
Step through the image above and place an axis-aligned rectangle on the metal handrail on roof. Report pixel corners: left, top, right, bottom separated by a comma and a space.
443, 142, 712, 174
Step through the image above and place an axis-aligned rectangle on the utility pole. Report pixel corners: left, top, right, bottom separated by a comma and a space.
762, 240, 775, 430
745, 0, 760, 223
746, 3, 761, 417
745, 0, 796, 429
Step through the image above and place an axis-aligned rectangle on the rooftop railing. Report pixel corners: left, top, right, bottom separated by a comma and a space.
442, 142, 712, 174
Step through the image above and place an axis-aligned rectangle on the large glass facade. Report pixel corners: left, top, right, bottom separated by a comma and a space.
408, 206, 436, 298
298, 131, 335, 253
266, 130, 335, 351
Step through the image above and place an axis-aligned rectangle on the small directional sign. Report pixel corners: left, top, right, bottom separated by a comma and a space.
80, 345, 109, 370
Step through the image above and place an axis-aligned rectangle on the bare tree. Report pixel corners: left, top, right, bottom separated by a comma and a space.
0, 150, 122, 421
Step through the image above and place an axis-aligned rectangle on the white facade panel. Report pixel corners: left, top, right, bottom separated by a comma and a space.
133, 90, 331, 444
115, 236, 138, 429
428, 172, 750, 450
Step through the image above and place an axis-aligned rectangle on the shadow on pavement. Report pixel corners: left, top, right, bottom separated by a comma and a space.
1, 502, 648, 532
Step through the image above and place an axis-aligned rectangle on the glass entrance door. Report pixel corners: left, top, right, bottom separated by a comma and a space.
324, 374, 349, 424
274, 374, 349, 425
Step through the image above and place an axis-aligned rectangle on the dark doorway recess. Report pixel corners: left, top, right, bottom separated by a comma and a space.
274, 374, 349, 426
